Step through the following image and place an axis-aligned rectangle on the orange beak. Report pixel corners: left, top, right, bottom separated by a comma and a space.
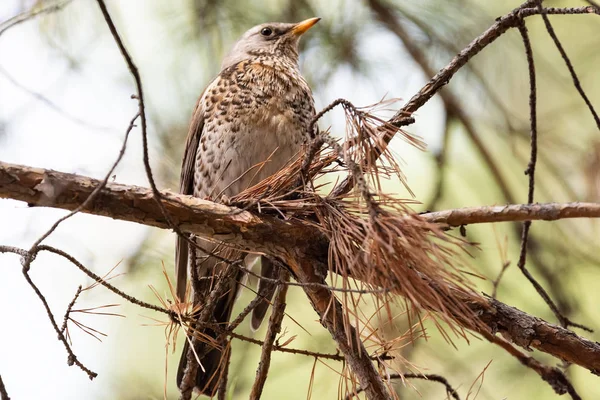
290, 17, 321, 36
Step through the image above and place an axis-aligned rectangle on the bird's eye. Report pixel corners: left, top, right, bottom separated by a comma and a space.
260, 27, 273, 36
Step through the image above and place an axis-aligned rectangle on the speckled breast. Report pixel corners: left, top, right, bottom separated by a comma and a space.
193, 58, 315, 199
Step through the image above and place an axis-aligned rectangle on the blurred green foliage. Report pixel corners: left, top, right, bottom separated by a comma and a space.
8, 0, 600, 398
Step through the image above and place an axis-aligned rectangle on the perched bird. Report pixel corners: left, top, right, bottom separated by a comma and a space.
175, 18, 319, 396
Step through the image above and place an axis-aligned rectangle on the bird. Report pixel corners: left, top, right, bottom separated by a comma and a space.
175, 17, 319, 397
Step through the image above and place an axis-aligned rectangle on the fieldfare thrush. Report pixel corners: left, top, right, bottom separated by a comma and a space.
175, 18, 320, 396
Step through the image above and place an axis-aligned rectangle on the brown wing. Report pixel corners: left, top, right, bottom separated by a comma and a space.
175, 96, 204, 302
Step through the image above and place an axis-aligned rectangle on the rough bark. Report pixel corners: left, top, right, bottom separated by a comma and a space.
1, 160, 600, 376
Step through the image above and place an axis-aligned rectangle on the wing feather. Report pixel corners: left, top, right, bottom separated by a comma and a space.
175, 96, 204, 302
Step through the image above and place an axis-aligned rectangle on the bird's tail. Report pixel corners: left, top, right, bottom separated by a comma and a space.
176, 333, 226, 396
251, 256, 279, 330
176, 270, 240, 396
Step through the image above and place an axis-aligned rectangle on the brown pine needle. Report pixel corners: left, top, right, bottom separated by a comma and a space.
84, 259, 125, 291
70, 318, 107, 342
466, 360, 492, 400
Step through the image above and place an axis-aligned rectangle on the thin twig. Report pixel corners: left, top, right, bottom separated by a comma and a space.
227, 294, 264, 332
249, 270, 290, 399
516, 19, 590, 332
27, 112, 139, 251
0, 0, 73, 37
0, 65, 113, 131
480, 330, 581, 400
587, 1, 600, 10
21, 265, 97, 379
0, 246, 29, 257
217, 341, 231, 400
425, 116, 452, 211
293, 258, 394, 400
226, 330, 394, 362
180, 263, 237, 399
368, 0, 518, 204
300, 99, 360, 189
345, 373, 460, 400
2, 244, 169, 381
94, 0, 213, 263
332, 4, 600, 200
390, 5, 598, 123
61, 285, 83, 334
536, 3, 600, 130
37, 245, 171, 315
491, 261, 510, 299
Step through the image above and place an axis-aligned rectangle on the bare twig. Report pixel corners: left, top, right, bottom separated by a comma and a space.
536, 3, 600, 130
249, 270, 290, 399
217, 342, 231, 400
0, 246, 29, 257
419, 202, 600, 226
515, 18, 543, 318
94, 0, 161, 212
0, 244, 172, 316
292, 258, 394, 400
0, 0, 73, 37
516, 18, 590, 332
94, 0, 211, 263
470, 296, 600, 375
28, 112, 139, 250
227, 294, 265, 332
225, 330, 392, 362
389, 6, 598, 123
336, 4, 599, 202
21, 262, 97, 379
61, 285, 83, 334
368, 0, 516, 205
0, 65, 113, 131
180, 264, 238, 399
481, 330, 581, 399
345, 373, 460, 400
38, 245, 170, 315
425, 116, 452, 211
491, 261, 510, 299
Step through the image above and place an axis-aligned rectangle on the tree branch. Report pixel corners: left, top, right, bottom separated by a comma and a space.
345, 373, 460, 400
389, 5, 598, 123
0, 160, 328, 263
420, 202, 600, 227
2, 160, 600, 375
473, 297, 600, 376
250, 270, 290, 399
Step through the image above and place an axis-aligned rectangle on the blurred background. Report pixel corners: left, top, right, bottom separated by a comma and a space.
0, 0, 599, 399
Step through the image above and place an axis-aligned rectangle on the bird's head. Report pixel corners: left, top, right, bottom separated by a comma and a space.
221, 17, 320, 69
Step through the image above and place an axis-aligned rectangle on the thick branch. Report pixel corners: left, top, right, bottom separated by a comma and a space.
0, 161, 328, 263
2, 162, 597, 239
472, 297, 600, 375
292, 258, 393, 400
1, 160, 600, 374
